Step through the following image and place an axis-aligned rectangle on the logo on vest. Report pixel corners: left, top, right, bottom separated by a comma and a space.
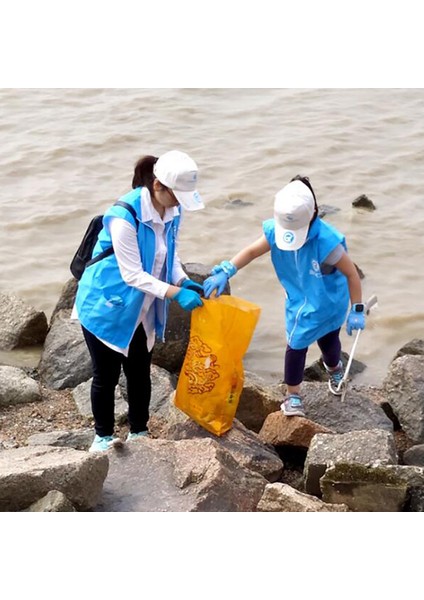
309, 259, 322, 278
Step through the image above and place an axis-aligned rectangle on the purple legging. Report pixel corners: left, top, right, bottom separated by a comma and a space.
284, 327, 341, 387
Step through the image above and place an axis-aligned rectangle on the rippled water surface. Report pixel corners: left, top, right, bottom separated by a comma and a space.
1, 88, 424, 384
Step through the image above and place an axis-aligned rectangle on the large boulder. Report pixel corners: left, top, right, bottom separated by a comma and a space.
0, 446, 108, 511
383, 355, 424, 443
38, 309, 92, 389
304, 429, 398, 496
163, 417, 284, 483
94, 437, 266, 512
0, 292, 48, 350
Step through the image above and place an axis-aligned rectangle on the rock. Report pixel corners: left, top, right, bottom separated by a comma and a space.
235, 371, 282, 432
300, 381, 394, 434
27, 429, 94, 451
392, 339, 424, 361
0, 366, 41, 407
94, 437, 267, 512
258, 411, 333, 448
72, 379, 127, 424
320, 463, 408, 511
38, 309, 92, 389
303, 429, 398, 496
352, 194, 376, 210
383, 355, 424, 443
257, 482, 349, 512
0, 446, 108, 511
403, 444, 424, 467
0, 292, 48, 350
50, 278, 78, 325
22, 490, 76, 512
320, 464, 424, 512
163, 418, 284, 482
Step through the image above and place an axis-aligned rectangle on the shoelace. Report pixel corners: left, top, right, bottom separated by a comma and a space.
330, 370, 344, 385
288, 395, 302, 406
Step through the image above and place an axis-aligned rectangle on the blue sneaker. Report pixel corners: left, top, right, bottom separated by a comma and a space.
126, 431, 149, 442
281, 394, 305, 417
89, 435, 123, 452
324, 360, 344, 395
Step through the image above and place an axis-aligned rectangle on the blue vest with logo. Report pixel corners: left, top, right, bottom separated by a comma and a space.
263, 217, 349, 349
75, 187, 180, 348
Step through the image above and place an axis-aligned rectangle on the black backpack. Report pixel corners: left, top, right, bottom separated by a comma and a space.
70, 200, 138, 280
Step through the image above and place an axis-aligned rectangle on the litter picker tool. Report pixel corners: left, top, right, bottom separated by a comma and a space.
338, 294, 378, 402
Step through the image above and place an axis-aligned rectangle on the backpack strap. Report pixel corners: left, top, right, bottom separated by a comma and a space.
114, 200, 139, 230
85, 200, 140, 269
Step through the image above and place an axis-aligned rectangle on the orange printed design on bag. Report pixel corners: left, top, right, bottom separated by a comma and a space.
174, 295, 261, 436
183, 335, 220, 394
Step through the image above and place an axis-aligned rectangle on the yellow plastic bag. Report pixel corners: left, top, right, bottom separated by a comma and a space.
174, 295, 261, 436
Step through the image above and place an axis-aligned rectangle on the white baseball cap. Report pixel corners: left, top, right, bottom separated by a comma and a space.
274, 180, 315, 250
153, 150, 204, 211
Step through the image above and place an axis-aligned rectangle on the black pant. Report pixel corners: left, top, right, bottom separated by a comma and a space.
82, 323, 152, 437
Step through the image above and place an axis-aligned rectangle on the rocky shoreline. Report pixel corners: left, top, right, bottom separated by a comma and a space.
1, 264, 424, 512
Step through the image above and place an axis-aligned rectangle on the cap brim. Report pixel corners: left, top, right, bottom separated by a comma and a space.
173, 189, 204, 211
274, 221, 309, 251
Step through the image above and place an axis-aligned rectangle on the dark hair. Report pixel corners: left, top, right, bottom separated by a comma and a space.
290, 174, 319, 222
132, 155, 159, 192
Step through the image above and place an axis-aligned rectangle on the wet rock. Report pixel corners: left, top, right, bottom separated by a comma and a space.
352, 194, 376, 210
0, 292, 48, 350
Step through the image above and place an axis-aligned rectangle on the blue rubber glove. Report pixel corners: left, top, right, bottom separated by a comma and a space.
346, 304, 366, 336
181, 278, 204, 296
211, 260, 238, 278
173, 288, 203, 311
203, 271, 229, 298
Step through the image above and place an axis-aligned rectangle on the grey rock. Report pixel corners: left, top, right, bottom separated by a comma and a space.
0, 292, 48, 350
403, 444, 424, 467
392, 338, 424, 361
38, 309, 92, 389
23, 490, 76, 512
0, 446, 108, 511
352, 194, 376, 210
383, 355, 424, 442
27, 429, 94, 451
304, 429, 398, 496
164, 418, 284, 482
257, 482, 349, 512
235, 371, 282, 433
0, 366, 41, 407
50, 278, 78, 325
94, 437, 267, 512
300, 381, 394, 434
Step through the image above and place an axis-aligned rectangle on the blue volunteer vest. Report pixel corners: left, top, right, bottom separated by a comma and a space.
75, 187, 180, 348
263, 217, 350, 349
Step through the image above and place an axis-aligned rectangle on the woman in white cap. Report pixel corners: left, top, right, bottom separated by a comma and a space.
203, 175, 365, 417
75, 150, 205, 451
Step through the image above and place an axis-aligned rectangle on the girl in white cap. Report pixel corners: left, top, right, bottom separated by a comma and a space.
75, 151, 205, 451
203, 175, 365, 417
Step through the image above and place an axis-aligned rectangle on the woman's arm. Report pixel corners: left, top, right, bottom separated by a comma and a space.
230, 234, 271, 270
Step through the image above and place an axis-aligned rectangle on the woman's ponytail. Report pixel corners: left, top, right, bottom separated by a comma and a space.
132, 155, 158, 191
